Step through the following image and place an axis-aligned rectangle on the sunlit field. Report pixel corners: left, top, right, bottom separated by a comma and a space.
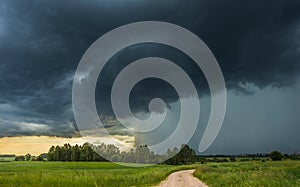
194, 160, 300, 187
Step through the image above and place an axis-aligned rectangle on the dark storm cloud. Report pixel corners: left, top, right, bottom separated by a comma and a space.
0, 0, 300, 137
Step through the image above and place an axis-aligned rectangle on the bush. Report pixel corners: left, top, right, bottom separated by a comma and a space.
35, 155, 44, 161
216, 158, 229, 163
252, 158, 261, 161
15, 155, 25, 161
230, 156, 236, 162
290, 154, 300, 160
269, 151, 283, 161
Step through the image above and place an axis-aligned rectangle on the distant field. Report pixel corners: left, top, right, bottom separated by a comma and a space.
0, 162, 197, 187
194, 160, 300, 186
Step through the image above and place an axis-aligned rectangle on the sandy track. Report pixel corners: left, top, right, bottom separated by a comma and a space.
156, 169, 208, 187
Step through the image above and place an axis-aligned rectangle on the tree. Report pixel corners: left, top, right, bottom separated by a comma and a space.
15, 155, 25, 161
269, 151, 283, 161
164, 144, 195, 165
134, 145, 151, 163
25, 153, 31, 161
47, 146, 55, 161
35, 155, 44, 161
55, 145, 62, 161
63, 143, 72, 161
178, 144, 196, 164
81, 143, 94, 161
230, 156, 236, 162
45, 142, 196, 164
71, 144, 81, 161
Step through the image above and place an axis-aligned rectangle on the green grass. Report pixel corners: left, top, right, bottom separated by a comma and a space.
0, 157, 15, 162
1, 160, 299, 186
194, 160, 300, 187
0, 162, 197, 187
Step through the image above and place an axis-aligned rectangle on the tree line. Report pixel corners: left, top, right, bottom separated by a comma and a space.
14, 142, 296, 163
47, 143, 196, 165
15, 153, 47, 161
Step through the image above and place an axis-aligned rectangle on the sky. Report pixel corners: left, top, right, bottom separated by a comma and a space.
0, 0, 300, 155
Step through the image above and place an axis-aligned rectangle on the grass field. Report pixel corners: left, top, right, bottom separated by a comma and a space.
194, 160, 300, 186
0, 160, 299, 186
0, 162, 197, 187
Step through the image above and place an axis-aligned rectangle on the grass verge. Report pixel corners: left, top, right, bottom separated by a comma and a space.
193, 160, 300, 187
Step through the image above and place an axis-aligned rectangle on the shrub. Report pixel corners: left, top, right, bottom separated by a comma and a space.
35, 155, 44, 161
269, 151, 283, 161
230, 156, 236, 162
15, 155, 25, 161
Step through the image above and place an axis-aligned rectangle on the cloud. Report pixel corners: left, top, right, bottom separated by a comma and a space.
0, 135, 134, 155
195, 85, 300, 154
0, 117, 74, 137
0, 0, 300, 146
15, 122, 50, 132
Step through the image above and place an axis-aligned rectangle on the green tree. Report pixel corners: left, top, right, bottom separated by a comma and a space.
269, 151, 283, 161
55, 145, 63, 161
81, 143, 94, 161
25, 153, 31, 161
63, 143, 72, 161
47, 146, 55, 161
178, 144, 196, 164
15, 155, 25, 161
35, 155, 44, 161
164, 144, 195, 165
71, 144, 81, 161
230, 156, 236, 162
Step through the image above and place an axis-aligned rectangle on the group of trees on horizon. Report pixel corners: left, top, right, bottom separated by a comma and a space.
46, 143, 196, 165
14, 153, 46, 161
8, 142, 300, 164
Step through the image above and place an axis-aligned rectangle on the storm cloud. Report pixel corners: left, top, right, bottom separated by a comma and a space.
0, 0, 300, 153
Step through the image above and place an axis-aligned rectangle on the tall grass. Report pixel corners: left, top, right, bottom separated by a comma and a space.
194, 160, 300, 187
1, 160, 299, 186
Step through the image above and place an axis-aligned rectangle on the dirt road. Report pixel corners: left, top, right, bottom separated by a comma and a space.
157, 169, 208, 187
